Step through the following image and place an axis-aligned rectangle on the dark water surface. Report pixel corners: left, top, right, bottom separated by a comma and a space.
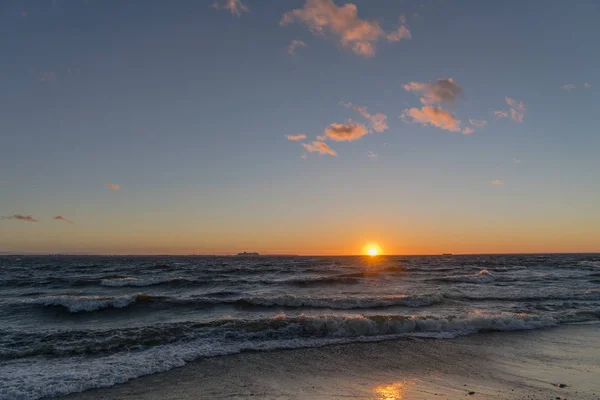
1, 254, 599, 399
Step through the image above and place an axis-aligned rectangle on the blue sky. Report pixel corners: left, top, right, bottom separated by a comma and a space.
1, 0, 599, 254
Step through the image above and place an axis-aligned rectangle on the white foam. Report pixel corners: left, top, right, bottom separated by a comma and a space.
100, 277, 186, 287
442, 269, 495, 284
0, 311, 558, 400
24, 294, 143, 312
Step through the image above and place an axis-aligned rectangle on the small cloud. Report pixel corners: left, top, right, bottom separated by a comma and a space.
584, 82, 592, 88
505, 97, 526, 123
492, 179, 503, 185
288, 40, 307, 55
286, 134, 307, 141
366, 151, 378, 159
462, 127, 475, 135
494, 110, 508, 118
562, 84, 576, 91
281, 0, 385, 57
300, 153, 308, 159
212, 0, 248, 16
105, 184, 120, 190
403, 78, 463, 106
386, 15, 411, 42
401, 106, 461, 132
302, 141, 337, 156
316, 135, 327, 141
1, 214, 38, 222
512, 158, 521, 164
469, 119, 487, 128
324, 121, 369, 141
54, 215, 73, 224
341, 102, 388, 132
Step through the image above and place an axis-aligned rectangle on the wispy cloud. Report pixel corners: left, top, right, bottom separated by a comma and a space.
286, 134, 307, 141
288, 40, 307, 55
54, 215, 73, 224
403, 78, 463, 106
512, 158, 521, 164
281, 0, 389, 57
505, 97, 526, 123
366, 151, 378, 159
562, 84, 576, 91
386, 15, 411, 42
212, 0, 248, 16
492, 179, 503, 185
462, 127, 475, 135
469, 119, 487, 128
302, 141, 337, 156
341, 102, 388, 132
584, 82, 592, 88
105, 184, 121, 190
401, 106, 461, 132
494, 110, 508, 118
324, 121, 369, 141
1, 214, 38, 222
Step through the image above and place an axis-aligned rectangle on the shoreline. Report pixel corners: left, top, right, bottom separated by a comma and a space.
60, 324, 600, 400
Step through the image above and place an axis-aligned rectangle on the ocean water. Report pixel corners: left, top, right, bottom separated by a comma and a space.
1, 254, 599, 399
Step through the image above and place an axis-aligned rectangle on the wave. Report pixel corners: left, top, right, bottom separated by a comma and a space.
229, 294, 444, 309
437, 270, 495, 284
0, 311, 567, 399
25, 293, 154, 312
100, 276, 195, 287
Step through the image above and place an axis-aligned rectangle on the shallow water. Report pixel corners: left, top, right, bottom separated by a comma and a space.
1, 254, 599, 399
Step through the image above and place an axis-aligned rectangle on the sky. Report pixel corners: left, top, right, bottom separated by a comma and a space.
1, 0, 599, 255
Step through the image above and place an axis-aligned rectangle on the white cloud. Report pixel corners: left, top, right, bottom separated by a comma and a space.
302, 141, 337, 156
505, 97, 526, 123
401, 106, 462, 132
341, 102, 388, 132
212, 0, 249, 16
469, 119, 487, 128
286, 134, 307, 141
288, 40, 307, 55
403, 78, 463, 106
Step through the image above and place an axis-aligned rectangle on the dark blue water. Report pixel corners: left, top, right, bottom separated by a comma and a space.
1, 254, 599, 399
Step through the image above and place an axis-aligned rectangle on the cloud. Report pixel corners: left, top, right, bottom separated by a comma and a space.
492, 179, 503, 185
302, 141, 337, 156
300, 153, 308, 159
402, 78, 463, 106
341, 102, 388, 132
401, 106, 461, 132
212, 0, 248, 16
366, 151, 378, 159
54, 215, 73, 224
469, 119, 487, 128
281, 0, 385, 57
386, 15, 411, 42
494, 110, 508, 118
286, 134, 307, 141
512, 158, 521, 164
324, 121, 369, 141
562, 84, 576, 91
584, 82, 592, 88
316, 135, 327, 140
105, 184, 121, 190
1, 214, 38, 222
462, 127, 475, 135
505, 97, 526, 122
288, 40, 307, 55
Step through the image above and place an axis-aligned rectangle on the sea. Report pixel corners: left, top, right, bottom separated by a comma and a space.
1, 254, 599, 399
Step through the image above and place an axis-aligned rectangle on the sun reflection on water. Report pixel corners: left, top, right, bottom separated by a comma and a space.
375, 382, 405, 400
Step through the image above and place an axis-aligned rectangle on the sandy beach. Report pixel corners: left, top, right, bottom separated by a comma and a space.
60, 324, 599, 400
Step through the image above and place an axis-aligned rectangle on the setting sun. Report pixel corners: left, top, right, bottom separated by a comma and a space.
364, 243, 382, 256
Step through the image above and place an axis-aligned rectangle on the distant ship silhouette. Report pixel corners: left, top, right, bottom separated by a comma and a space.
236, 252, 259, 256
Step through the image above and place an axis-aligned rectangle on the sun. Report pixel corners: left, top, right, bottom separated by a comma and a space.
364, 243, 382, 256
367, 247, 378, 256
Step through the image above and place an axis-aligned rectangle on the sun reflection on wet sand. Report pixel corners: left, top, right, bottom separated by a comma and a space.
375, 382, 406, 400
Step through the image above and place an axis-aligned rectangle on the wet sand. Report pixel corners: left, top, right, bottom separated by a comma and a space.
61, 324, 600, 400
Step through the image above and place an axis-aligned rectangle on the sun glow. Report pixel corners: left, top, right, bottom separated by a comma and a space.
364, 243, 382, 256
